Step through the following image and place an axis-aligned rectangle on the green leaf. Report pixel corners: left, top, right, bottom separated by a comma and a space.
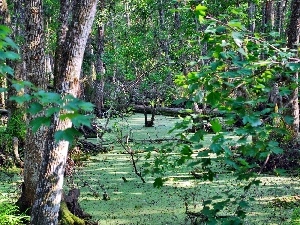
274, 168, 286, 176
242, 115, 262, 127
45, 107, 60, 117
267, 141, 283, 154
78, 101, 95, 111
9, 94, 32, 104
210, 118, 222, 133
195, 5, 207, 16
4, 51, 20, 60
283, 116, 293, 125
29, 116, 51, 132
190, 129, 205, 142
195, 5, 207, 23
231, 32, 243, 47
54, 127, 82, 143
210, 143, 222, 154
27, 102, 43, 114
0, 65, 14, 75
181, 145, 192, 156
206, 92, 221, 106
36, 91, 61, 104
153, 177, 163, 188
71, 114, 94, 127
4, 37, 19, 49
0, 87, 7, 92
287, 63, 300, 71
228, 20, 243, 29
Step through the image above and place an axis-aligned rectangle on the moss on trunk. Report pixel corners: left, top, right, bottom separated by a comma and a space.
59, 201, 85, 225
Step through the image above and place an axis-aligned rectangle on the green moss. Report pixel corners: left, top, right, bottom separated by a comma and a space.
59, 202, 85, 225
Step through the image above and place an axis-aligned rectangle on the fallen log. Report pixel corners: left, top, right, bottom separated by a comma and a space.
133, 105, 190, 116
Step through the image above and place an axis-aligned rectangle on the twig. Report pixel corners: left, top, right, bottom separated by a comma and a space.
118, 133, 146, 183
258, 153, 270, 175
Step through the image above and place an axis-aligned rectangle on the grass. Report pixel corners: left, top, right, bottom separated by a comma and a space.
0, 113, 299, 224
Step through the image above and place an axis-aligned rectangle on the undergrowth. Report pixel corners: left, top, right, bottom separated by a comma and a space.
0, 197, 29, 225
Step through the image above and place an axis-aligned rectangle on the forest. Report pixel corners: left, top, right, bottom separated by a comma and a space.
0, 0, 300, 224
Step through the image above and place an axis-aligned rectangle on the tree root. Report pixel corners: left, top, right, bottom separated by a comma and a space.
59, 201, 85, 225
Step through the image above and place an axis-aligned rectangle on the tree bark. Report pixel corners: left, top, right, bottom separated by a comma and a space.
286, 0, 300, 135
21, 0, 48, 210
248, 1, 256, 33
30, 0, 97, 224
94, 23, 106, 116
264, 0, 275, 31
0, 0, 10, 108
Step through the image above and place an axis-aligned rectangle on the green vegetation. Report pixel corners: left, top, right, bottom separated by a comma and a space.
0, 199, 29, 225
0, 1, 299, 224
291, 207, 300, 225
66, 114, 297, 225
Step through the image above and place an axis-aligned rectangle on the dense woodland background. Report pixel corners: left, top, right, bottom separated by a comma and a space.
0, 0, 300, 224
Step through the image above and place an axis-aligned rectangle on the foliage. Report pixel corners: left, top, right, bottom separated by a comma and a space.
5, 109, 26, 143
141, 2, 300, 224
0, 199, 29, 225
291, 207, 300, 225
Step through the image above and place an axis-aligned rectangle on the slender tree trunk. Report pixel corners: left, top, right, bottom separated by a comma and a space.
30, 0, 97, 224
0, 0, 11, 108
275, 0, 288, 35
248, 1, 256, 33
286, 0, 300, 135
94, 24, 106, 115
125, 1, 131, 27
262, 0, 275, 32
174, 2, 180, 30
53, 0, 73, 89
6, 0, 26, 112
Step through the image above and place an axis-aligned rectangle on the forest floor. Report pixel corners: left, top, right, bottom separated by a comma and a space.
0, 114, 299, 224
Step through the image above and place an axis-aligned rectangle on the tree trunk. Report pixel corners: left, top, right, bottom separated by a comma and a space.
262, 0, 275, 32
20, 0, 48, 210
30, 0, 97, 224
274, 0, 288, 35
286, 0, 300, 135
248, 1, 256, 33
0, 0, 10, 108
94, 23, 106, 116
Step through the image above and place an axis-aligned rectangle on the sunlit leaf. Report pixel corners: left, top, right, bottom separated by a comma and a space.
210, 118, 222, 133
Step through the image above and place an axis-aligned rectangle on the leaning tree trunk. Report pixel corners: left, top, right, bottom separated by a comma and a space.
286, 0, 300, 135
30, 0, 97, 224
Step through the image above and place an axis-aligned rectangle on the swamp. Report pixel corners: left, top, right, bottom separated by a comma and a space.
1, 114, 300, 224
0, 0, 300, 224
